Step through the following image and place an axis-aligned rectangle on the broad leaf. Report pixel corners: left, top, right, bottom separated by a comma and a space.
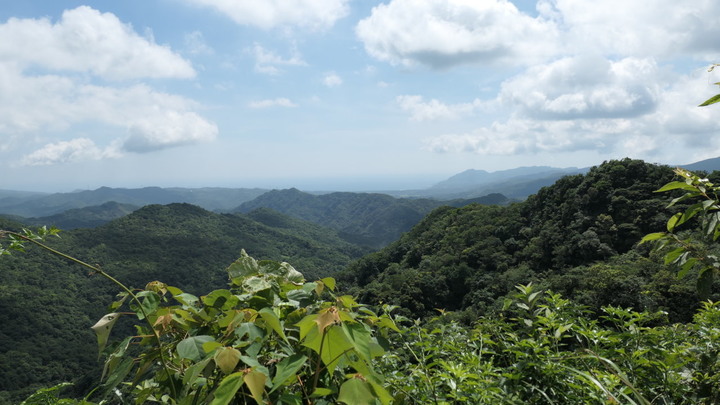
177, 335, 215, 361
209, 372, 244, 405
243, 369, 267, 405
270, 354, 308, 393
337, 377, 376, 405
215, 347, 241, 375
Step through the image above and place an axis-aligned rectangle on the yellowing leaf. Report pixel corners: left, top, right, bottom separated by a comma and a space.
243, 368, 267, 405
215, 347, 241, 375
315, 306, 340, 333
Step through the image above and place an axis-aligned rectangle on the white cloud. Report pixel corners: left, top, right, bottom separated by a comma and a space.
0, 66, 217, 162
124, 111, 218, 153
323, 72, 342, 87
21, 138, 121, 166
356, 0, 559, 69
252, 43, 306, 75
424, 68, 720, 160
539, 0, 720, 60
184, 0, 349, 30
499, 56, 661, 120
0, 6, 195, 80
397, 95, 485, 121
0, 7, 216, 165
248, 98, 298, 108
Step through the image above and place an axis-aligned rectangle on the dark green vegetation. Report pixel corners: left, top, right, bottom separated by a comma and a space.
342, 159, 714, 322
234, 188, 507, 247
0, 206, 369, 404
3, 158, 720, 403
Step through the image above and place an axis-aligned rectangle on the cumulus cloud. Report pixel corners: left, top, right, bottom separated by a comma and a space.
0, 6, 195, 80
252, 43, 306, 75
500, 56, 661, 120
397, 95, 485, 121
356, 0, 558, 69
184, 0, 349, 30
21, 138, 121, 166
423, 68, 720, 160
323, 72, 342, 87
538, 0, 720, 59
0, 7, 217, 165
124, 111, 218, 153
248, 98, 298, 108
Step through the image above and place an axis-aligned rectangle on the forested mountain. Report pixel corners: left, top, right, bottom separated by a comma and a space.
11, 201, 140, 229
340, 159, 714, 321
3, 158, 720, 403
234, 188, 502, 247
0, 205, 369, 403
0, 186, 268, 217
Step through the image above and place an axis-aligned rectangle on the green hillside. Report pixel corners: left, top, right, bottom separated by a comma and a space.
340, 159, 712, 321
235, 188, 507, 247
0, 205, 368, 404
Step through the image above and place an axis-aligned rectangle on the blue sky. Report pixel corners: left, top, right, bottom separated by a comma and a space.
1, 0, 720, 192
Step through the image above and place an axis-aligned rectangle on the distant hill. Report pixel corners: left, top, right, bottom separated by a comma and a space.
234, 189, 508, 247
389, 166, 588, 200
0, 186, 268, 217
16, 201, 139, 229
679, 156, 720, 173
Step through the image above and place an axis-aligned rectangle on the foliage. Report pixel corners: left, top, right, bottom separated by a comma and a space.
341, 159, 698, 320
379, 285, 720, 404
641, 167, 720, 298
0, 205, 370, 403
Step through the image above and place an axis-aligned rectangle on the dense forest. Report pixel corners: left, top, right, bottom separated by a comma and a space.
2, 158, 720, 404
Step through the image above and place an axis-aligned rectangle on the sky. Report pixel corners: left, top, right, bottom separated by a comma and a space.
1, 0, 720, 192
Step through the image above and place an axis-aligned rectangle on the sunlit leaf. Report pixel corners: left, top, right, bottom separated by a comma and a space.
215, 347, 241, 375
243, 369, 267, 405
699, 93, 720, 106
91, 313, 121, 357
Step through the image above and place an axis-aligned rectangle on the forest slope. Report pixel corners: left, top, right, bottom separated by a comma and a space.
0, 205, 368, 404
340, 159, 712, 321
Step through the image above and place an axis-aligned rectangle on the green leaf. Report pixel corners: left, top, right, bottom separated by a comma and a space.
258, 307, 287, 341
699, 93, 720, 106
667, 213, 682, 232
655, 181, 698, 192
226, 250, 260, 282
202, 289, 238, 310
664, 247, 685, 266
209, 372, 244, 405
134, 291, 160, 320
337, 377, 376, 405
177, 335, 215, 361
270, 354, 308, 393
640, 232, 666, 244
321, 277, 336, 291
